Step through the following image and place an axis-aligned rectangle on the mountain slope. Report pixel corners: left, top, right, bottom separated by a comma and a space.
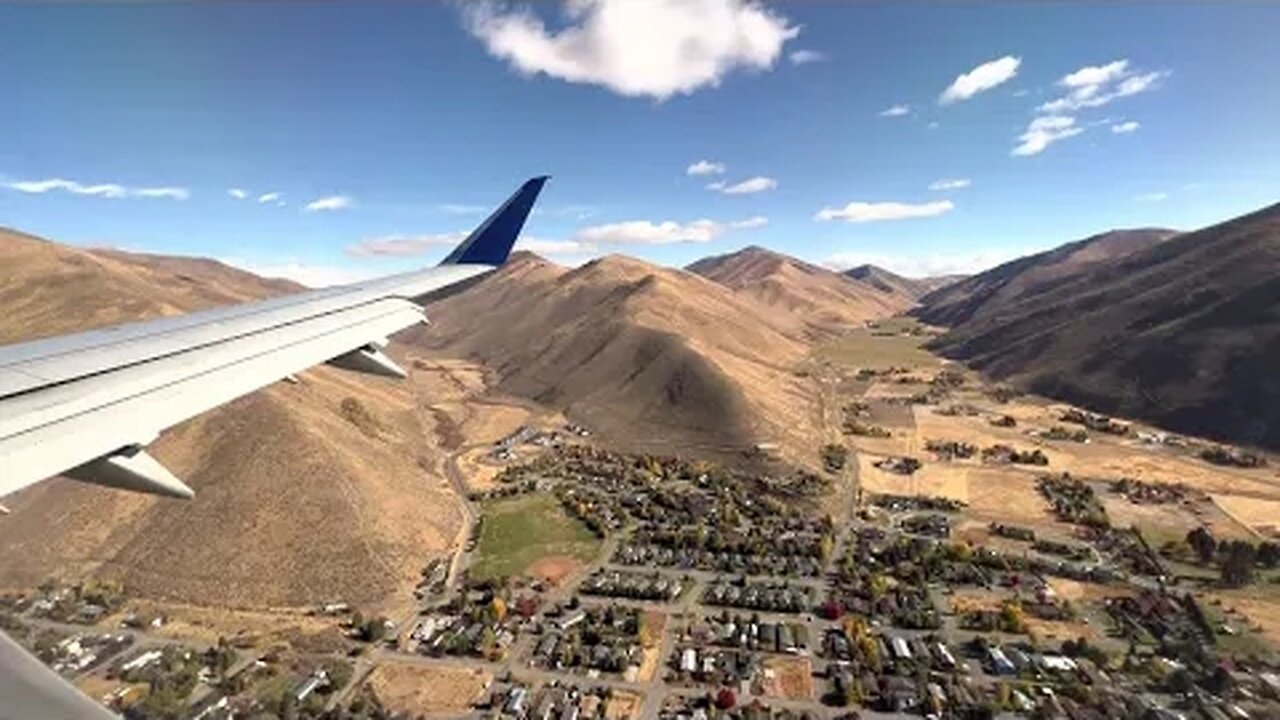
0, 230, 461, 612
914, 228, 1177, 328
687, 246, 911, 333
409, 252, 821, 462
925, 206, 1280, 449
843, 264, 962, 301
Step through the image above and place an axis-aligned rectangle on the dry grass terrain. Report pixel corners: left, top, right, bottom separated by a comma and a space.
760, 655, 815, 701
0, 230, 462, 616
365, 662, 492, 716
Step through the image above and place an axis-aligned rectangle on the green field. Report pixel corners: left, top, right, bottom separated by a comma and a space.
470, 493, 601, 582
815, 317, 943, 370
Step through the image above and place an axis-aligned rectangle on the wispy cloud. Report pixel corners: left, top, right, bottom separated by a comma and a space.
1038, 59, 1167, 114
789, 49, 824, 65
257, 192, 281, 204
1135, 192, 1168, 202
928, 178, 971, 191
1111, 120, 1141, 134
1012, 115, 1084, 157
729, 216, 768, 229
824, 248, 1024, 278
879, 104, 910, 117
465, 0, 799, 101
573, 219, 725, 244
718, 176, 777, 195
222, 257, 380, 288
228, 188, 248, 200
706, 181, 726, 191
304, 195, 354, 212
346, 232, 467, 257
939, 55, 1020, 105
438, 203, 489, 215
5, 177, 188, 200
514, 237, 596, 255
815, 199, 954, 223
686, 160, 726, 176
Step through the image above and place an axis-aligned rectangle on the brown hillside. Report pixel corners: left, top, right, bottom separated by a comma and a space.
925, 206, 1280, 449
842, 264, 962, 302
408, 252, 821, 463
687, 246, 911, 334
0, 229, 460, 612
914, 228, 1177, 328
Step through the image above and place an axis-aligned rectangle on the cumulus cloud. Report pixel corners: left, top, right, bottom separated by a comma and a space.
686, 160, 726, 176
1038, 59, 1167, 113
257, 192, 281, 204
1111, 120, 1141, 134
5, 178, 188, 200
939, 55, 1020, 105
223, 258, 380, 288
729, 216, 768, 229
465, 0, 799, 100
304, 195, 354, 212
1012, 115, 1084, 157
928, 178, 971, 191
719, 176, 777, 194
1135, 192, 1168, 202
514, 237, 595, 255
824, 248, 1025, 278
228, 188, 248, 200
814, 199, 954, 223
879, 104, 910, 117
789, 49, 824, 65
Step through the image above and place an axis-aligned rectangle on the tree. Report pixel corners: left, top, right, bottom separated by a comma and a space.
1221, 541, 1258, 587
715, 687, 737, 710
1186, 527, 1217, 565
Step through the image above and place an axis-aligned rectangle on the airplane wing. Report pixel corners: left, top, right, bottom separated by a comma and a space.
0, 175, 546, 503
0, 176, 546, 717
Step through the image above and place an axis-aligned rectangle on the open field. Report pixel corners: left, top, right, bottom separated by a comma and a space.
365, 662, 492, 716
760, 655, 815, 701
636, 611, 667, 682
814, 318, 944, 371
470, 494, 601, 582
603, 690, 644, 720
1213, 494, 1280, 539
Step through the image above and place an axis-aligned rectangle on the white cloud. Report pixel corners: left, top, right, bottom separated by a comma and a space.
132, 187, 190, 200
228, 188, 248, 200
928, 178, 971, 191
824, 248, 1025, 278
926, 121, 939, 130
438, 203, 489, 215
573, 219, 725, 245
705, 181, 726, 191
719, 176, 777, 194
222, 258, 381, 288
879, 104, 910, 117
1012, 115, 1084, 156
5, 177, 187, 200
345, 232, 466, 257
815, 200, 954, 223
789, 49, 824, 65
465, 0, 799, 100
686, 160, 726, 176
939, 55, 1020, 105
1038, 60, 1167, 113
1111, 120, 1141, 134
304, 195, 354, 212
729, 215, 768, 229
514, 237, 595, 255
257, 192, 281, 204
1135, 192, 1168, 202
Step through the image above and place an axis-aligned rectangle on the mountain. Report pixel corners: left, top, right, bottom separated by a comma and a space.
687, 246, 912, 333
842, 264, 962, 302
923, 206, 1280, 450
0, 229, 464, 613
914, 228, 1178, 328
409, 252, 822, 463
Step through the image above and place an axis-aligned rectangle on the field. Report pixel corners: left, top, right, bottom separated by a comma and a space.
470, 494, 602, 582
814, 318, 943, 370
364, 663, 492, 716
760, 655, 815, 700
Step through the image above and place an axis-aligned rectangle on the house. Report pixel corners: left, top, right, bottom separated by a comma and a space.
293, 671, 328, 702
987, 647, 1015, 675
559, 610, 587, 631
505, 687, 528, 716
680, 647, 697, 673
890, 636, 912, 660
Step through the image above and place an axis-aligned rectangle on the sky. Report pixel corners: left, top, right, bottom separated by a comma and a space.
2, 1, 1278, 286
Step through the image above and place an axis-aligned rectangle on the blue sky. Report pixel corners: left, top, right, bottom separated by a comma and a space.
2, 2, 1278, 285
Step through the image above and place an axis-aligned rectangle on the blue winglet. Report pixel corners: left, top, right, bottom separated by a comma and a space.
439, 176, 549, 266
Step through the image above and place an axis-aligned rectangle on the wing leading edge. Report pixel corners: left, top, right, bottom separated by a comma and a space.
0, 175, 548, 501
